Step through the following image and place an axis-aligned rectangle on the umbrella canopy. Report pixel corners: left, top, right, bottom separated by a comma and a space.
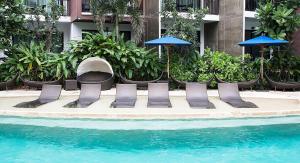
145, 36, 192, 79
239, 36, 288, 47
145, 36, 192, 46
238, 36, 288, 81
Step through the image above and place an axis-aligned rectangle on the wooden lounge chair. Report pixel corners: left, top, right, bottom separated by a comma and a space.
147, 83, 172, 108
15, 84, 62, 108
218, 83, 257, 108
111, 84, 137, 108
64, 84, 101, 108
186, 83, 215, 109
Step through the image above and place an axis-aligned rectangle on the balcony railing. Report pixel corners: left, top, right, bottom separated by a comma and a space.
163, 0, 219, 15
203, 0, 219, 15
23, 0, 70, 16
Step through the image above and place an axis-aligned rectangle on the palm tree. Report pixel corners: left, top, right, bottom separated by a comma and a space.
90, 0, 144, 43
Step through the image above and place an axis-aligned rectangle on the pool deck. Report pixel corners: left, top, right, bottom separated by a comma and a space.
0, 89, 299, 120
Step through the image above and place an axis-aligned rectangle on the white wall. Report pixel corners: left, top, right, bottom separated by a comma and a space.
57, 22, 71, 50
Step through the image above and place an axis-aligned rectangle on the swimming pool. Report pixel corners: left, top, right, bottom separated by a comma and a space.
1, 116, 300, 162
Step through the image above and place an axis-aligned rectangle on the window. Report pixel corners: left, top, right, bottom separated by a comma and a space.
82, 0, 91, 12
24, 0, 47, 8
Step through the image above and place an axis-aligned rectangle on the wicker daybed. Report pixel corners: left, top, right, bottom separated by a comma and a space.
171, 75, 213, 88
0, 75, 17, 90
21, 76, 62, 90
216, 76, 259, 90
77, 57, 114, 90
265, 73, 300, 91
119, 72, 164, 89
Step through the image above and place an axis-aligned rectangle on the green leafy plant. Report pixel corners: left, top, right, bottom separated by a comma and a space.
161, 0, 207, 45
12, 41, 76, 81
26, 0, 64, 52
90, 0, 144, 42
170, 48, 258, 87
0, 0, 26, 50
255, 0, 300, 43
69, 33, 163, 80
0, 55, 19, 82
265, 51, 300, 82
15, 42, 52, 81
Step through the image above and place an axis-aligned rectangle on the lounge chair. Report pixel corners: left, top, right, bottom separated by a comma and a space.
64, 84, 101, 108
218, 83, 258, 108
147, 83, 172, 108
14, 84, 62, 108
186, 83, 215, 109
110, 84, 137, 108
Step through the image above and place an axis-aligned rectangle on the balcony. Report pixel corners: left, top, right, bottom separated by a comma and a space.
162, 0, 219, 15
23, 0, 70, 16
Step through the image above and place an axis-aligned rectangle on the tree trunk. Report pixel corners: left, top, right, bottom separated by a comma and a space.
45, 26, 54, 52
115, 14, 119, 41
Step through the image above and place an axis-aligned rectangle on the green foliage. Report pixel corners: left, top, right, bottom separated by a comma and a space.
255, 0, 300, 41
70, 33, 163, 80
90, 0, 143, 42
205, 49, 258, 82
265, 51, 300, 82
161, 0, 207, 45
26, 0, 64, 52
0, 54, 18, 82
14, 42, 53, 81
170, 49, 258, 87
2, 42, 74, 81
0, 0, 26, 49
170, 50, 214, 83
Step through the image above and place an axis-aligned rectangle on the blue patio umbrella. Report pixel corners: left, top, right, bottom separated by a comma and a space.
238, 36, 288, 80
145, 36, 192, 78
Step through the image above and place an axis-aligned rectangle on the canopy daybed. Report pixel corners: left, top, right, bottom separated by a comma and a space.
77, 57, 114, 90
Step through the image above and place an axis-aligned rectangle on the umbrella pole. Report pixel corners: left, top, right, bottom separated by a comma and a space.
166, 46, 170, 78
259, 45, 265, 81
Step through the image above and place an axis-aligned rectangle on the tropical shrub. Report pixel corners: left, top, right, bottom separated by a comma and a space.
196, 59, 214, 82
204, 49, 258, 82
265, 51, 300, 82
170, 48, 258, 87
0, 56, 18, 82
47, 52, 78, 80
9, 42, 74, 81
69, 33, 163, 80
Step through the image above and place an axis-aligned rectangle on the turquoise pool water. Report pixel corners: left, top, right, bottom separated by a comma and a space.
1, 117, 300, 162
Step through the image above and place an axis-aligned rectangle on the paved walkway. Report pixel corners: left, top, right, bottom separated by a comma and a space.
0, 89, 299, 119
